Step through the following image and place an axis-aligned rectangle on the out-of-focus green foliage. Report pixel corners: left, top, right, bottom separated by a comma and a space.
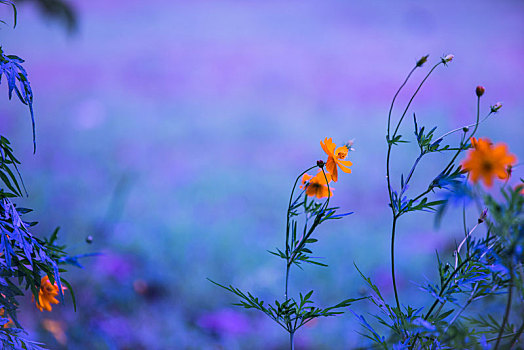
1, 2, 80, 349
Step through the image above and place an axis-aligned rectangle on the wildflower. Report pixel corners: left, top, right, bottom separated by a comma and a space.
320, 137, 352, 182
476, 86, 485, 97
0, 308, 12, 328
490, 102, 502, 113
461, 137, 517, 187
442, 54, 454, 64
34, 276, 66, 312
300, 171, 333, 199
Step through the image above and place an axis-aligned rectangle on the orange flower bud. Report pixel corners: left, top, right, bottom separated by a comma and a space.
476, 86, 485, 97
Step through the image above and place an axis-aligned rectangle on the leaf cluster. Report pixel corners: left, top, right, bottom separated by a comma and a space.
277, 172, 352, 268
209, 280, 361, 334
0, 47, 36, 152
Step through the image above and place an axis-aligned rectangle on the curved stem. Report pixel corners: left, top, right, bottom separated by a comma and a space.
387, 66, 417, 136
440, 97, 483, 176
386, 65, 419, 215
435, 111, 491, 141
391, 62, 442, 139
391, 216, 401, 311
386, 145, 395, 216
454, 221, 481, 270
286, 165, 317, 256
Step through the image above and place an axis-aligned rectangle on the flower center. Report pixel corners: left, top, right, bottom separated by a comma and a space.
310, 183, 321, 191
481, 160, 493, 172
336, 150, 347, 160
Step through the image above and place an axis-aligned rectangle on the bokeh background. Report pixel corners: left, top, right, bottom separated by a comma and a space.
1, 0, 524, 348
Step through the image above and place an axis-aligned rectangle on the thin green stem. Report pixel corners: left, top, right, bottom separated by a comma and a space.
391, 216, 401, 311
386, 65, 419, 216
440, 97, 485, 176
287, 167, 332, 266
320, 167, 332, 211
435, 112, 491, 142
509, 319, 524, 349
494, 269, 514, 350
454, 221, 481, 270
399, 152, 423, 198
285, 264, 290, 300
391, 62, 442, 139
286, 165, 317, 256
290, 331, 295, 350
444, 283, 478, 333
408, 257, 472, 349
284, 165, 317, 345
386, 60, 445, 341
387, 66, 418, 137
425, 257, 471, 320
386, 145, 395, 216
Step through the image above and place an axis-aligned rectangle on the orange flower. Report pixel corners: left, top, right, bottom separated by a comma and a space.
34, 276, 66, 312
320, 137, 352, 182
0, 308, 12, 328
462, 137, 517, 187
300, 170, 333, 199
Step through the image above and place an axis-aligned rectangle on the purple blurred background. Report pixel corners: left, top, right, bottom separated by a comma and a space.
1, 0, 524, 348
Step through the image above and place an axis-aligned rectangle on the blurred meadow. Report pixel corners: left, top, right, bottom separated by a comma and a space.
1, 0, 524, 348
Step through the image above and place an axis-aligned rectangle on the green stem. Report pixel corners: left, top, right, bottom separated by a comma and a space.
391, 216, 401, 312
399, 152, 423, 198
285, 264, 290, 300
435, 111, 491, 141
440, 97, 485, 176
386, 61, 443, 312
287, 167, 332, 266
387, 66, 418, 136
444, 283, 478, 333
391, 62, 442, 139
286, 165, 317, 256
494, 270, 514, 350
408, 257, 472, 349
386, 64, 419, 216
290, 331, 295, 350
509, 320, 524, 349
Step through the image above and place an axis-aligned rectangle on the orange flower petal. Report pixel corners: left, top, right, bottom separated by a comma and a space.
462, 137, 516, 187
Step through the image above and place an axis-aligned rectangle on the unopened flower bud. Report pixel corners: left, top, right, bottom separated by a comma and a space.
416, 55, 429, 67
86, 235, 93, 244
476, 86, 485, 97
317, 160, 325, 168
478, 208, 488, 224
490, 102, 502, 113
462, 126, 469, 133
345, 139, 355, 152
441, 54, 454, 64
